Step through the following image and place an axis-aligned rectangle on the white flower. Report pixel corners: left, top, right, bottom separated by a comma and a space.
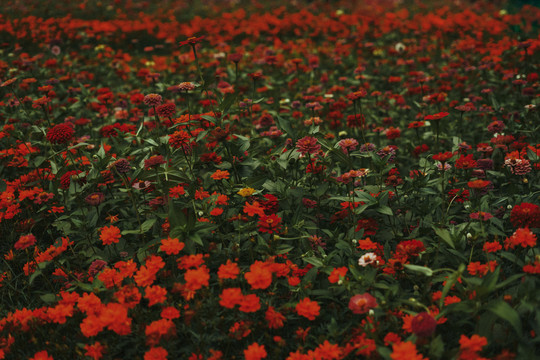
358, 252, 378, 267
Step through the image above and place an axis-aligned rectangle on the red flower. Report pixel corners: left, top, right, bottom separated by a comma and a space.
390, 341, 427, 360
348, 293, 377, 314
296, 136, 321, 155
179, 36, 205, 47
328, 266, 348, 283
46, 123, 74, 144
295, 297, 320, 320
244, 342, 267, 360
258, 214, 282, 234
99, 225, 121, 245
156, 103, 176, 118
14, 234, 37, 250
510, 202, 540, 228
432, 151, 454, 163
244, 261, 273, 290
504, 227, 537, 249
411, 312, 437, 337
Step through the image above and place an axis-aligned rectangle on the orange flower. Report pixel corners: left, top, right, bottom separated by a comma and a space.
211, 169, 230, 180
184, 265, 210, 291
14, 234, 37, 250
84, 341, 106, 360
265, 306, 286, 329
145, 285, 168, 306
244, 342, 267, 360
239, 293, 261, 313
218, 260, 240, 280
390, 341, 427, 360
30, 350, 54, 360
245, 261, 273, 289
328, 266, 348, 283
504, 227, 537, 249
243, 201, 266, 217
99, 225, 121, 245
144, 346, 168, 360
219, 288, 244, 309
459, 334, 487, 360
313, 340, 342, 359
210, 207, 224, 216
159, 237, 185, 255
295, 297, 320, 320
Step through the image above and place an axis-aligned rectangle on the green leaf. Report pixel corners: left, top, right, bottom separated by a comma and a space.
304, 256, 324, 268
485, 300, 522, 337
40, 293, 57, 304
404, 264, 433, 277
219, 93, 237, 114
433, 227, 454, 249
377, 205, 393, 216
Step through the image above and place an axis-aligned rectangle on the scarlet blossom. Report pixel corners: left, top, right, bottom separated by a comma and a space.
159, 237, 184, 255
432, 152, 454, 163
169, 185, 185, 198
424, 112, 449, 120
239, 293, 261, 313
411, 312, 437, 337
244, 261, 273, 289
296, 136, 321, 155
84, 341, 106, 360
144, 346, 168, 360
14, 234, 37, 250
295, 297, 320, 320
30, 350, 54, 360
179, 36, 205, 47
467, 179, 491, 189
349, 293, 377, 314
504, 227, 537, 249
211, 170, 230, 180
156, 103, 176, 118
144, 285, 167, 306
390, 341, 427, 360
258, 213, 282, 234
265, 306, 286, 329
244, 342, 267, 360
219, 287, 243, 308
168, 130, 192, 149
510, 202, 540, 228
46, 123, 74, 144
99, 225, 121, 245
328, 266, 348, 283
459, 334, 487, 360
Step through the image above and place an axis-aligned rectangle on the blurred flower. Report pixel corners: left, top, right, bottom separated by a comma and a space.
349, 293, 377, 314
411, 312, 437, 337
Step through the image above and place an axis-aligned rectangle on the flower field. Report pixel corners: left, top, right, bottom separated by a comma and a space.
0, 0, 539, 359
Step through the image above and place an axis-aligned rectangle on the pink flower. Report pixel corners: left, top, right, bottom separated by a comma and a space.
348, 293, 377, 314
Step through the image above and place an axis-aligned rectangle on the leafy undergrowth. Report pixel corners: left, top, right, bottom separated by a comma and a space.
0, 0, 539, 359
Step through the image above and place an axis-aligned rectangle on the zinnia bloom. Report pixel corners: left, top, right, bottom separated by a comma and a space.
510, 202, 540, 228
411, 312, 437, 337
296, 136, 320, 155
143, 94, 162, 106
390, 341, 427, 360
349, 293, 377, 314
99, 225, 121, 245
46, 123, 74, 144
244, 342, 267, 360
295, 297, 320, 320
14, 234, 37, 250
258, 214, 281, 234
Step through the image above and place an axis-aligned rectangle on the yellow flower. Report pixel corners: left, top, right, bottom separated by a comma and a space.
237, 187, 256, 197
